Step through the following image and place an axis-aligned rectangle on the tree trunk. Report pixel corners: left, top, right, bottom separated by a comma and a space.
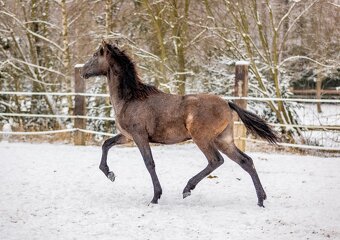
61, 0, 72, 115
142, 0, 169, 91
105, 0, 113, 36
171, 0, 189, 95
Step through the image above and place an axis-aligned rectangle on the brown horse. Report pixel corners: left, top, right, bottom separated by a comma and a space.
82, 41, 279, 207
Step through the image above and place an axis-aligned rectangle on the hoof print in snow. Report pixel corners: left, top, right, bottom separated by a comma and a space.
107, 172, 115, 182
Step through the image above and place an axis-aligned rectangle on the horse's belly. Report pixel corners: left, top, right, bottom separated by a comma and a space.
149, 135, 191, 144
149, 125, 191, 144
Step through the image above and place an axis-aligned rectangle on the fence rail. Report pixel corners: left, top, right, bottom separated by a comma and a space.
2, 91, 340, 103
0, 112, 339, 131
1, 129, 339, 151
0, 112, 115, 121
0, 128, 114, 137
1, 92, 339, 151
291, 89, 340, 95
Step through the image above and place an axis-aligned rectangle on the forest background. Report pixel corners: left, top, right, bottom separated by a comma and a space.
0, 0, 339, 144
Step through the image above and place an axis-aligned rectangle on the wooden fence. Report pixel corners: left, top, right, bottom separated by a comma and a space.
71, 62, 340, 151
1, 64, 339, 151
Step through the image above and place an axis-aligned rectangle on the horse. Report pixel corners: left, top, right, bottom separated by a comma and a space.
82, 40, 279, 207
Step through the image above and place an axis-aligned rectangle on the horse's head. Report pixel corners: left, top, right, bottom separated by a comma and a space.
82, 40, 113, 79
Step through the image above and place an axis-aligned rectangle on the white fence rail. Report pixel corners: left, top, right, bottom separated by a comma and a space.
0, 112, 339, 131
0, 112, 115, 121
0, 128, 115, 137
2, 91, 340, 103
1, 128, 339, 151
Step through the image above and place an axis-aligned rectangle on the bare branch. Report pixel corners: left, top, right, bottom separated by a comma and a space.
277, 2, 297, 30
327, 1, 340, 7
279, 55, 339, 68
9, 58, 67, 77
279, 0, 320, 53
24, 20, 60, 30
0, 10, 64, 51
5, 61, 59, 86
185, 29, 207, 48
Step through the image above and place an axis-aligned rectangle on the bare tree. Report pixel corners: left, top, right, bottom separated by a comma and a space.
0, 0, 66, 129
1, 0, 338, 143
212, 0, 332, 142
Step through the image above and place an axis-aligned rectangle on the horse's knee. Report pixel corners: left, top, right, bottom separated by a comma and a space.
214, 156, 224, 168
218, 154, 224, 165
240, 155, 253, 165
239, 155, 256, 173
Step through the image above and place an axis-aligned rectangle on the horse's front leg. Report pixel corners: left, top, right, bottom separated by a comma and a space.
100, 134, 131, 181
133, 134, 162, 204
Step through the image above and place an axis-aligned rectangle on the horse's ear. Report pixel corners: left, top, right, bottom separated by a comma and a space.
102, 39, 112, 55
102, 39, 108, 48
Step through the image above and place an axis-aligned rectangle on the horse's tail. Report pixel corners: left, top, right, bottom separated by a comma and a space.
228, 102, 279, 144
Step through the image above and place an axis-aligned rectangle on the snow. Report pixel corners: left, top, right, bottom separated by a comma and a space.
297, 103, 340, 147
75, 64, 84, 68
1, 123, 12, 143
236, 60, 250, 66
0, 142, 339, 240
297, 103, 339, 126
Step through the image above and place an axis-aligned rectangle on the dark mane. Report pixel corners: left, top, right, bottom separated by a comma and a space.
107, 45, 161, 101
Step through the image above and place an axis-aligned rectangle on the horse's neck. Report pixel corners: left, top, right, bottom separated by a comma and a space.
107, 68, 125, 115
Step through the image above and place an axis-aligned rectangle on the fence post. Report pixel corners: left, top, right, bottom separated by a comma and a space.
233, 61, 249, 152
74, 64, 86, 145
316, 72, 322, 113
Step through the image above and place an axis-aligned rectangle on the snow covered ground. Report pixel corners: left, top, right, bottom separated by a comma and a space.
0, 142, 339, 240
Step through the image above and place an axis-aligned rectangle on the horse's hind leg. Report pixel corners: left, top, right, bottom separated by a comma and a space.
183, 140, 224, 199
100, 134, 130, 181
215, 128, 267, 207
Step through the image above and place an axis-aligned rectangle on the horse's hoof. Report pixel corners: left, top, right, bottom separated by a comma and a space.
183, 191, 191, 199
257, 202, 265, 208
150, 199, 158, 205
107, 171, 115, 182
